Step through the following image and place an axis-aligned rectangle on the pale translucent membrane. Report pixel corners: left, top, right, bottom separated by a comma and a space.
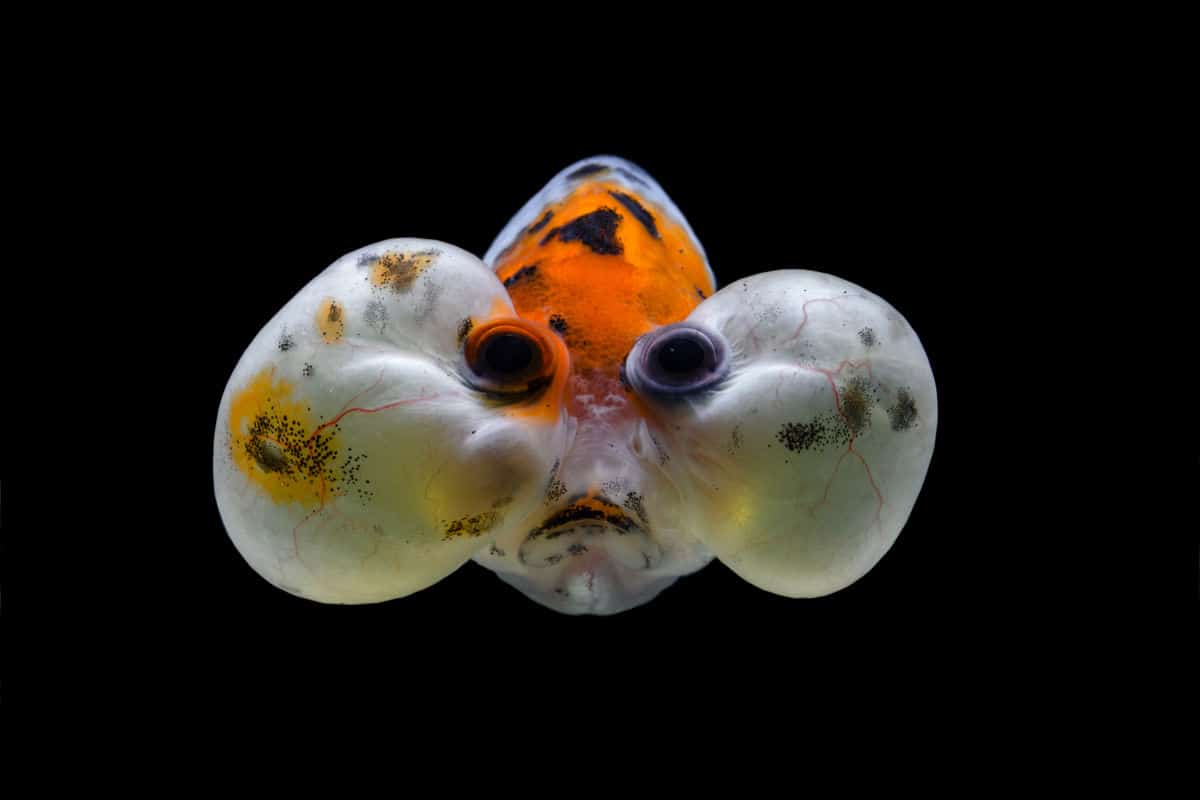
653, 270, 937, 597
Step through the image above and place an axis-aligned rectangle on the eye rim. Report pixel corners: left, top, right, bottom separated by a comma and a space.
464, 318, 559, 395
625, 322, 730, 397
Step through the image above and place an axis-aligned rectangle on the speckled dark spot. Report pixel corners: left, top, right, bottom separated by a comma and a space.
457, 317, 474, 346
728, 425, 743, 455
888, 387, 918, 431
540, 208, 623, 255
839, 377, 876, 437
567, 543, 588, 556
545, 553, 564, 565
623, 491, 648, 524
549, 314, 568, 334
608, 190, 659, 239
277, 332, 295, 352
489, 543, 507, 557
651, 433, 669, 466
301, 363, 314, 378
777, 420, 829, 452
443, 510, 501, 541
858, 327, 877, 347
364, 299, 388, 333
777, 378, 880, 453
374, 251, 437, 293
326, 301, 342, 323
545, 459, 566, 504
242, 400, 347, 488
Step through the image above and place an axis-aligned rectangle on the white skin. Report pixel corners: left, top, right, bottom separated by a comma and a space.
213, 158, 937, 614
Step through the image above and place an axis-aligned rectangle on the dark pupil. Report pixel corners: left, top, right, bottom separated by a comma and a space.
657, 338, 705, 373
484, 333, 534, 374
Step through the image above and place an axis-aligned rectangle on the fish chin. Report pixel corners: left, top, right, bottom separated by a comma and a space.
491, 540, 685, 616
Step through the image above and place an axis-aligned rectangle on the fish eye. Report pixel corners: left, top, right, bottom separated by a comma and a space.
625, 322, 730, 397
482, 333, 535, 373
465, 319, 558, 394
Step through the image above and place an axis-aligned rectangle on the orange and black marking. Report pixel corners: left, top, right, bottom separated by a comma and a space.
493, 179, 712, 378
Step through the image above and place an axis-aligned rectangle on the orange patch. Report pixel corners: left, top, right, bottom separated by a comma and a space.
317, 297, 345, 343
495, 180, 711, 377
370, 250, 435, 293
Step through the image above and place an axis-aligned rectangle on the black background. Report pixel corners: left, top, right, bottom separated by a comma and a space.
11, 86, 1190, 722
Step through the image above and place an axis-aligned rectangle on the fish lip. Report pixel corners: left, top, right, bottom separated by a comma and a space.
525, 497, 646, 541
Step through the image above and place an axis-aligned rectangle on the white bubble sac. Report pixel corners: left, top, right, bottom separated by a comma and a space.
212, 239, 567, 603
652, 269, 937, 597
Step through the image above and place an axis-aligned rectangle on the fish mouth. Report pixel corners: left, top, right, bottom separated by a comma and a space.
518, 496, 662, 570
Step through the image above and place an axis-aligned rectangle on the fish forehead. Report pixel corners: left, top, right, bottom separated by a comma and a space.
488, 158, 714, 377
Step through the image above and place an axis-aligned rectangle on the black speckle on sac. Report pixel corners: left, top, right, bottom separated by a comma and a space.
566, 163, 609, 180
278, 332, 295, 352
888, 387, 918, 431
540, 208, 623, 255
489, 543, 507, 557
777, 378, 882, 454
567, 543, 588, 557
777, 420, 830, 452
608, 191, 660, 239
302, 363, 314, 378
728, 425, 743, 456
858, 327, 877, 347
443, 510, 502, 541
364, 299, 389, 333
527, 210, 554, 235
623, 491, 648, 524
457, 317, 474, 346
545, 459, 566, 504
503, 264, 539, 288
839, 377, 876, 437
549, 314, 568, 334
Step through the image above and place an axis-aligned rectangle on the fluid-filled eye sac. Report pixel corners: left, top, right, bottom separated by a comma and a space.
464, 319, 560, 394
624, 322, 730, 396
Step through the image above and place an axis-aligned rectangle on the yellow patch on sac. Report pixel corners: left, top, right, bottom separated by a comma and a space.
227, 367, 335, 506
317, 297, 345, 343
370, 250, 436, 293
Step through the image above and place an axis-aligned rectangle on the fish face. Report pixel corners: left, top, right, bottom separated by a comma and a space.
214, 155, 936, 613
472, 377, 714, 615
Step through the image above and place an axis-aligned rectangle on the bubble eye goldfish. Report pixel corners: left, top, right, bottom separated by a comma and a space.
214, 156, 937, 614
